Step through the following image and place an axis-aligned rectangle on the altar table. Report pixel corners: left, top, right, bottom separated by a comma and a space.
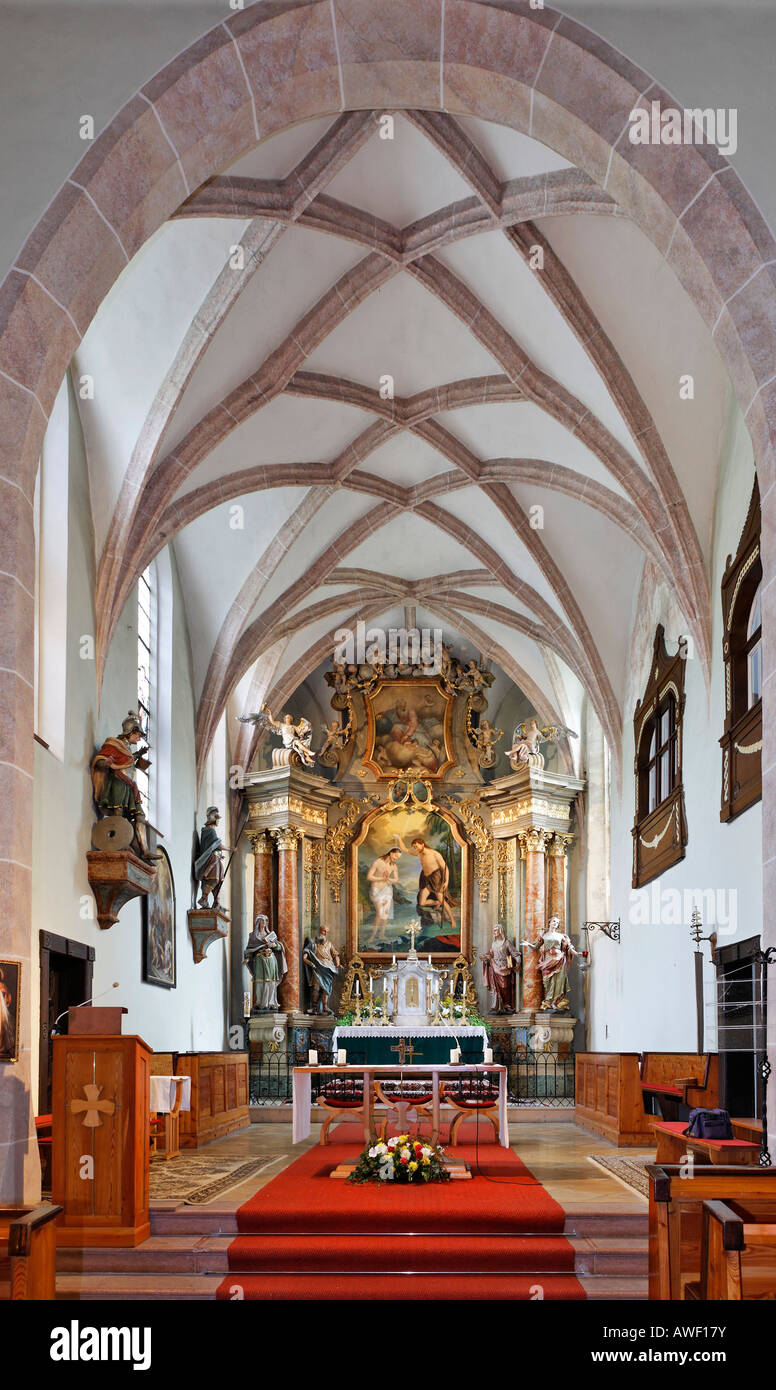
293, 1064, 509, 1147
331, 1024, 488, 1064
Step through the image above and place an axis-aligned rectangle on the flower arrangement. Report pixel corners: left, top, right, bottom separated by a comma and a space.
347, 1134, 451, 1184
439, 996, 490, 1030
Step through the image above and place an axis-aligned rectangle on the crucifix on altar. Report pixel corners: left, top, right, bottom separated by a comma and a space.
390, 1038, 422, 1065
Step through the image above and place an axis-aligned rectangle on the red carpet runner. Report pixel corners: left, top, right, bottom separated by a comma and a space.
216, 1123, 585, 1300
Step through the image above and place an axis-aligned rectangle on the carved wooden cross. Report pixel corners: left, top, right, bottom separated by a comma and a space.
70, 1083, 115, 1129
390, 1038, 416, 1065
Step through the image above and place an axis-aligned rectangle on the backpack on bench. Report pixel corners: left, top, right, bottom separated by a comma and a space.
683, 1108, 733, 1140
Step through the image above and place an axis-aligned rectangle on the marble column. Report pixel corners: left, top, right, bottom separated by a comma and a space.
519, 828, 551, 1012
547, 834, 573, 930
273, 827, 300, 1012
250, 830, 274, 929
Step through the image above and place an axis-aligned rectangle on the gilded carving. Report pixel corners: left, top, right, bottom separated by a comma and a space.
442, 793, 494, 903
248, 797, 327, 826
325, 796, 362, 904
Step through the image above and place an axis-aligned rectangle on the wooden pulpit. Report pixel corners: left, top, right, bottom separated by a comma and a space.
52, 1032, 151, 1247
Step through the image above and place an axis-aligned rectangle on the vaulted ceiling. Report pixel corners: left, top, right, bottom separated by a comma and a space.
72, 109, 732, 783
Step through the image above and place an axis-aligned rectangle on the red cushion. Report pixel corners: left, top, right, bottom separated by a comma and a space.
654, 1121, 758, 1149
444, 1083, 499, 1108
641, 1082, 683, 1097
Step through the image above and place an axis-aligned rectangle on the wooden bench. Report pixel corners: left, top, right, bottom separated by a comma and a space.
653, 1119, 760, 1167
640, 1052, 718, 1120
685, 1199, 776, 1300
648, 1162, 776, 1299
0, 1203, 61, 1300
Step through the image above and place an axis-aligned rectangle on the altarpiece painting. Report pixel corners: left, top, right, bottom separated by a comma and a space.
349, 803, 470, 961
362, 679, 455, 779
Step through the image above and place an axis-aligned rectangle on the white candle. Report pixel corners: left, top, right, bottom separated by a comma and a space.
308, 1048, 318, 1065
484, 1047, 493, 1064
337, 1048, 346, 1065
428, 954, 432, 965
392, 954, 396, 965
369, 976, 373, 993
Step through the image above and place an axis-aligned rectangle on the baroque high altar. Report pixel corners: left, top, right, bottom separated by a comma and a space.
234, 650, 585, 1084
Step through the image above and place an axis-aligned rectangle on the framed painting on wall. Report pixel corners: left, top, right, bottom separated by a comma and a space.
349, 803, 470, 961
362, 679, 456, 779
0, 958, 21, 1062
142, 846, 177, 988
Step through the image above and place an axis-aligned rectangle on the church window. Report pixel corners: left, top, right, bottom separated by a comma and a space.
136, 565, 154, 810
632, 625, 687, 888
720, 480, 762, 822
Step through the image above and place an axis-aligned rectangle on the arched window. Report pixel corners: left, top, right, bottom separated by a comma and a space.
720, 480, 762, 821
136, 564, 154, 811
632, 626, 687, 888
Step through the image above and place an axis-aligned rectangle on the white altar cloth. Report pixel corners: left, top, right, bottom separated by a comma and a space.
149, 1075, 191, 1113
292, 1063, 508, 1147
332, 1023, 488, 1051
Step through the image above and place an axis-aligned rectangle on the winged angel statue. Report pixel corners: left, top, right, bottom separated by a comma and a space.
508, 716, 577, 771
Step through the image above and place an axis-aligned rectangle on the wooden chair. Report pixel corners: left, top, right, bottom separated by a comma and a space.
444, 1075, 500, 1145
373, 1078, 434, 1140
648, 1162, 776, 1300
317, 1076, 368, 1145
0, 1203, 61, 1300
685, 1200, 776, 1300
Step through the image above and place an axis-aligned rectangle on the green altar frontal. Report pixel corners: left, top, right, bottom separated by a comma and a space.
332, 1027, 488, 1065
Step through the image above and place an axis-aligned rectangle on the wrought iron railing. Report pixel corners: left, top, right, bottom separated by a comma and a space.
249, 1045, 575, 1107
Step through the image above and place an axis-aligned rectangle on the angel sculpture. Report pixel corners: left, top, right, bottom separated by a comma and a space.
473, 717, 504, 769
508, 716, 577, 772
318, 716, 351, 768
238, 704, 316, 768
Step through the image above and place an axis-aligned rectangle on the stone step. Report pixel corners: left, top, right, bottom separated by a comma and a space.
148, 1205, 648, 1240
55, 1270, 648, 1301
57, 1233, 647, 1279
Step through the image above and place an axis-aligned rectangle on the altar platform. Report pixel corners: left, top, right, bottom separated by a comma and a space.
331, 1024, 488, 1064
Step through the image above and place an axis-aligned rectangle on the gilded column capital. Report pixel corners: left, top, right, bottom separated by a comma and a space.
517, 827, 552, 855
272, 826, 300, 853
547, 832, 574, 858
250, 831, 273, 855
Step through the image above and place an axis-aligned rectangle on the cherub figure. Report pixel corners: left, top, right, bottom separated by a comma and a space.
318, 717, 350, 768
474, 718, 503, 769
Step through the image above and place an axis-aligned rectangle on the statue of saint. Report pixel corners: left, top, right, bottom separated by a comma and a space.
194, 806, 230, 908
481, 923, 521, 1013
524, 915, 587, 1011
90, 710, 156, 862
243, 914, 288, 1013
302, 925, 341, 1015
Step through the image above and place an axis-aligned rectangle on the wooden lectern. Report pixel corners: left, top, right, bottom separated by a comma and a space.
68, 1005, 127, 1035
52, 1030, 151, 1247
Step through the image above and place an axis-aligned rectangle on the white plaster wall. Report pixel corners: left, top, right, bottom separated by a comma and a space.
30, 375, 229, 1098
591, 393, 762, 1052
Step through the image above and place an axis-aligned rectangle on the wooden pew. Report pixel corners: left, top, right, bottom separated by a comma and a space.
648, 1162, 776, 1299
640, 1052, 719, 1119
653, 1119, 760, 1166
575, 1053, 654, 1145
686, 1200, 776, 1300
0, 1203, 61, 1300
